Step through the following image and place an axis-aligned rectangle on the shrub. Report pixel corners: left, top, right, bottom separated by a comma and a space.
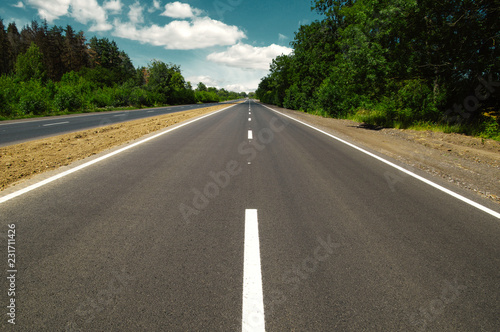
0, 75, 17, 116
113, 86, 131, 107
481, 117, 500, 140
54, 86, 83, 112
394, 79, 441, 122
18, 89, 49, 115
129, 87, 148, 107
88, 87, 114, 108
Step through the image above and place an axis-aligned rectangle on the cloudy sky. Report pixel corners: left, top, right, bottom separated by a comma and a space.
1, 0, 321, 92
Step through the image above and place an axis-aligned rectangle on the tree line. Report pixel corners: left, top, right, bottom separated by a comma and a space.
0, 20, 247, 119
256, 0, 499, 139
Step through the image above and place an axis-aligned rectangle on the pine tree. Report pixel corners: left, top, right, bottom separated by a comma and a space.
0, 19, 13, 75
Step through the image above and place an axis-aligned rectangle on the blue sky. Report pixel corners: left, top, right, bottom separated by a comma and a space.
1, 0, 322, 92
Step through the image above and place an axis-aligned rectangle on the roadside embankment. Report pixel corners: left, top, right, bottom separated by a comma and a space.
0, 104, 235, 190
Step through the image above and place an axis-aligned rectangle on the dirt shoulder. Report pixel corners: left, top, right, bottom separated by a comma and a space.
263, 103, 500, 204
0, 104, 235, 191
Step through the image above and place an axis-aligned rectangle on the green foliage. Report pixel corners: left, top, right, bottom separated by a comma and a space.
17, 80, 49, 115
87, 87, 114, 108
0, 20, 246, 120
15, 43, 46, 82
129, 87, 148, 108
480, 117, 500, 140
257, 0, 500, 139
0, 75, 17, 116
197, 82, 207, 92
54, 85, 82, 112
195, 90, 219, 103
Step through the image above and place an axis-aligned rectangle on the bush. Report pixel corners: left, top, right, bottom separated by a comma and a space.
18, 89, 49, 115
283, 84, 306, 110
112, 86, 131, 107
88, 87, 114, 108
0, 75, 17, 116
394, 79, 441, 122
481, 117, 500, 140
129, 87, 148, 107
195, 90, 219, 103
54, 86, 83, 112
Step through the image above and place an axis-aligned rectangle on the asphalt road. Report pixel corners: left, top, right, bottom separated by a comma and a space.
1, 100, 499, 331
0, 102, 225, 147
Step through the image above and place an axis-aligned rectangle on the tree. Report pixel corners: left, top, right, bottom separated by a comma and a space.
0, 20, 13, 75
7, 22, 21, 70
15, 42, 46, 82
196, 82, 207, 91
87, 37, 134, 85
63, 25, 89, 73
146, 60, 192, 104
44, 24, 66, 81
88, 37, 121, 69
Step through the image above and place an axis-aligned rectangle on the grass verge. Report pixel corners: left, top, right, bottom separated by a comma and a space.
348, 109, 500, 141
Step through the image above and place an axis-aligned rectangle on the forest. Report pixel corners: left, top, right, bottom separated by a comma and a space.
0, 19, 246, 120
256, 0, 500, 140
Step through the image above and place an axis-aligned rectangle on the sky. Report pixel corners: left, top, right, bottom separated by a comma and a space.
1, 0, 323, 92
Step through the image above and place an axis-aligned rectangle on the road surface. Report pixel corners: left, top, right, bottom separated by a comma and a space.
0, 102, 225, 147
1, 100, 499, 331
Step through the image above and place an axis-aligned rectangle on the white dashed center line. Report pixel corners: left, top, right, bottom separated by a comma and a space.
242, 209, 265, 332
42, 121, 69, 127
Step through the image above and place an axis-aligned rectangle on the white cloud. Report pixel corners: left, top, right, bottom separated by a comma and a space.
113, 17, 246, 50
71, 0, 112, 31
148, 0, 161, 13
26, 0, 112, 31
12, 1, 25, 8
225, 83, 249, 93
298, 19, 310, 27
186, 75, 220, 87
206, 43, 293, 70
278, 33, 288, 43
104, 0, 122, 14
161, 1, 202, 19
128, 2, 144, 24
26, 0, 70, 22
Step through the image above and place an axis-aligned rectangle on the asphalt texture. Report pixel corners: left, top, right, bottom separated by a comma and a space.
0, 100, 499, 331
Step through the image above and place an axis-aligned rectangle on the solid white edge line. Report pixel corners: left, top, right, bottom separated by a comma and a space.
0, 104, 237, 204
242, 209, 265, 332
260, 103, 500, 220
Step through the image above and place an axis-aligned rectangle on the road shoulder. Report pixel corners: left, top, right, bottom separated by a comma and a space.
261, 103, 500, 205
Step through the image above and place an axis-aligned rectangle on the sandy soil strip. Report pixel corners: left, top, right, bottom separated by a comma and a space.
0, 104, 235, 191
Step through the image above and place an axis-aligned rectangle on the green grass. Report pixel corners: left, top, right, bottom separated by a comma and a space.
345, 109, 500, 141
